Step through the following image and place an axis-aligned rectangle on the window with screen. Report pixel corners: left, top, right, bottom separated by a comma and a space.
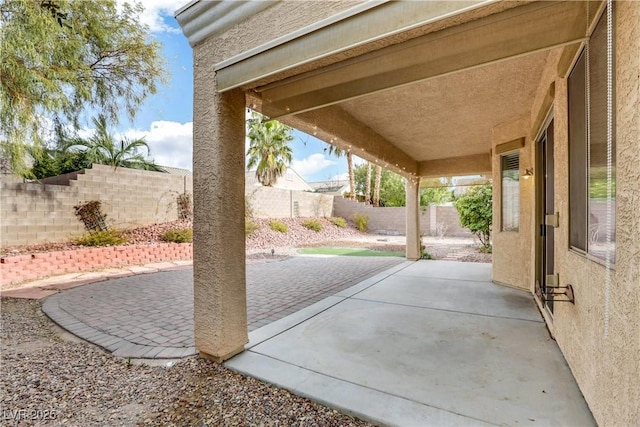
501, 152, 520, 232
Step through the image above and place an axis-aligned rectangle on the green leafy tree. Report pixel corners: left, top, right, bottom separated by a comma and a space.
454, 185, 493, 250
420, 179, 455, 206
246, 112, 293, 186
324, 144, 355, 200
31, 147, 90, 179
364, 162, 372, 204
373, 164, 382, 207
0, 0, 167, 176
63, 116, 164, 171
354, 164, 405, 207
356, 164, 454, 208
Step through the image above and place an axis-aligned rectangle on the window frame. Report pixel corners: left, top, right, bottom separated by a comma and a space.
500, 151, 520, 233
566, 3, 616, 264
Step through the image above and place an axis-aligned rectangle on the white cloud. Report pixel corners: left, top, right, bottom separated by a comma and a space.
123, 121, 193, 170
291, 154, 336, 179
121, 0, 185, 33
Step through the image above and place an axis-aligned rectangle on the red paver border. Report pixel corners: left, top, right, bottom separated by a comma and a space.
0, 243, 192, 286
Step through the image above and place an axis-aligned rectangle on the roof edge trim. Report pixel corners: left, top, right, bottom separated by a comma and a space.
175, 1, 277, 47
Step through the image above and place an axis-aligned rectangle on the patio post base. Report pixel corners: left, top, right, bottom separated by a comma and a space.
199, 346, 245, 363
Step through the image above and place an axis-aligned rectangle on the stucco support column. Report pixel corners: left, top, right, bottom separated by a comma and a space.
406, 177, 421, 260
193, 79, 247, 362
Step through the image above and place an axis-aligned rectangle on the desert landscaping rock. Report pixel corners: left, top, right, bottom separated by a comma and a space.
1, 298, 370, 426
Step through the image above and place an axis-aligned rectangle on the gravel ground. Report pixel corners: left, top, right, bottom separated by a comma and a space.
0, 218, 362, 257
1, 220, 488, 425
1, 218, 490, 263
0, 298, 371, 427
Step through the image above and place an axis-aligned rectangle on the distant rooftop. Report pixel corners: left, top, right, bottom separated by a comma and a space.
308, 179, 349, 193
160, 166, 192, 176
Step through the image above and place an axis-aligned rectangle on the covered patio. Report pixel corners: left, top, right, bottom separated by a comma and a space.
176, 1, 639, 425
226, 260, 594, 426
175, 0, 598, 362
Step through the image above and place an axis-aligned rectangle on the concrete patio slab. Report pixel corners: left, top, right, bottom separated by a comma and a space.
395, 260, 493, 282
226, 260, 594, 427
354, 274, 541, 322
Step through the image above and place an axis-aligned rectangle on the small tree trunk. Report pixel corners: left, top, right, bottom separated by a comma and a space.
347, 152, 355, 200
373, 165, 382, 207
365, 163, 372, 204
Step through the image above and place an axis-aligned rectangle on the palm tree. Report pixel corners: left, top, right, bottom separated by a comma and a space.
325, 144, 355, 200
64, 116, 164, 171
365, 162, 372, 204
373, 164, 382, 207
246, 112, 293, 186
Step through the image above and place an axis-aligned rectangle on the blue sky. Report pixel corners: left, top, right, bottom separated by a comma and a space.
114, 1, 353, 182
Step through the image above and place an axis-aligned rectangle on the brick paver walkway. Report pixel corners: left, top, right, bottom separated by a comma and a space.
43, 256, 404, 359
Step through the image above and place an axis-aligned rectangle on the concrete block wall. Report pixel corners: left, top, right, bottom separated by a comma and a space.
245, 186, 333, 218
1, 164, 193, 246
433, 205, 473, 237
333, 197, 472, 237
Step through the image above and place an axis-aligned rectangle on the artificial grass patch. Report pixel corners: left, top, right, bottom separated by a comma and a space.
297, 247, 404, 257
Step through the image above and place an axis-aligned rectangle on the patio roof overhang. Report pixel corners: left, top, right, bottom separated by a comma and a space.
177, 0, 602, 179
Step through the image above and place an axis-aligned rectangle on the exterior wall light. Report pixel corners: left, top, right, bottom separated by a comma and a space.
522, 168, 534, 179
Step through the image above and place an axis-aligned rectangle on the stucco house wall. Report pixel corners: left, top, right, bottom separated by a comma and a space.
547, 4, 639, 424
491, 116, 534, 291
246, 167, 313, 192
489, 4, 639, 423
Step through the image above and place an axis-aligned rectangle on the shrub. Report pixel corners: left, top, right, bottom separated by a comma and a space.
176, 193, 192, 220
245, 220, 259, 236
454, 185, 493, 251
302, 219, 323, 232
353, 212, 369, 232
74, 200, 108, 232
162, 228, 193, 243
73, 229, 127, 247
421, 251, 434, 260
269, 220, 288, 233
479, 245, 493, 254
329, 217, 346, 228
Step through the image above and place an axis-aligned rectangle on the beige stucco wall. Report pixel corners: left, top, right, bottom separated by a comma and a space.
491, 117, 534, 291
491, 5, 640, 424
548, 3, 639, 425
194, 1, 362, 65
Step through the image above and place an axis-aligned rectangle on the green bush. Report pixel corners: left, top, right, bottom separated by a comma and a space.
302, 219, 323, 232
329, 217, 346, 228
353, 212, 369, 232
454, 185, 493, 251
73, 229, 127, 247
269, 220, 288, 233
245, 220, 259, 236
161, 228, 193, 243
421, 251, 434, 260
